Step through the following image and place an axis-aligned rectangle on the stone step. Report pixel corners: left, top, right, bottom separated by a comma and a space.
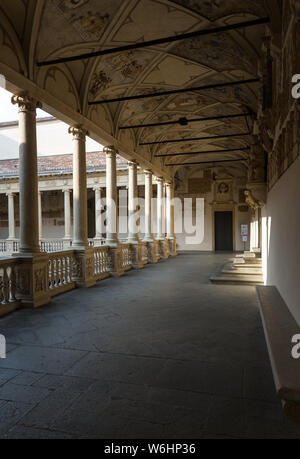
243, 258, 262, 264
233, 263, 262, 269
223, 268, 262, 275
233, 259, 262, 266
210, 274, 264, 286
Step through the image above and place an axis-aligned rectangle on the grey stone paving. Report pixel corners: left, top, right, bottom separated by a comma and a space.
0, 252, 299, 439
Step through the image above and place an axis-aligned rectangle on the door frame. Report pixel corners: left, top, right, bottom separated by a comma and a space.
211, 202, 236, 251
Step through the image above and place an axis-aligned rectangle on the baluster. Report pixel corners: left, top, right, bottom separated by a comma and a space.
2, 268, 9, 304
49, 258, 53, 289
8, 266, 17, 303
53, 258, 58, 288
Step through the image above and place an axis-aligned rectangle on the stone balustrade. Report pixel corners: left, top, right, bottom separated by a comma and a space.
41, 239, 65, 253
0, 257, 20, 317
117, 244, 133, 276
48, 250, 76, 296
94, 246, 111, 281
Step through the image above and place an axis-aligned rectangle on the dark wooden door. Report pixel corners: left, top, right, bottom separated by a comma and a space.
215, 211, 233, 251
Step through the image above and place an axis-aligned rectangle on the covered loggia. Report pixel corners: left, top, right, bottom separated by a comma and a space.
0, 0, 299, 439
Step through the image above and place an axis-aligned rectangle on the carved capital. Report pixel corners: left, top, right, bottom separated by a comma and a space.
103, 145, 117, 157
6, 191, 16, 198
11, 94, 42, 113
128, 160, 137, 168
93, 186, 103, 192
68, 125, 88, 140
244, 190, 264, 210
144, 169, 153, 177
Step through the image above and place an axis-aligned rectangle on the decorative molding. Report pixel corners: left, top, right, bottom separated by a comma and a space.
11, 94, 42, 113
68, 125, 88, 140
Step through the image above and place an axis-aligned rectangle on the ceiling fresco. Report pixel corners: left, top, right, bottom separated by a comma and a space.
0, 0, 274, 178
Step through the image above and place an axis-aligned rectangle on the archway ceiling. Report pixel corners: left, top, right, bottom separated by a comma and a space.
1, 0, 271, 178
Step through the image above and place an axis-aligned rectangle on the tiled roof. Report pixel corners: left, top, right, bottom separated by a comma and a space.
0, 152, 127, 177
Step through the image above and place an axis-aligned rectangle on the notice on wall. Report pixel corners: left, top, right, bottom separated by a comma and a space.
241, 224, 248, 236
241, 225, 248, 242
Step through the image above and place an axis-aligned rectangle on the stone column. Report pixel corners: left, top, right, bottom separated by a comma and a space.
6, 192, 16, 253
12, 95, 40, 254
143, 170, 159, 263
166, 182, 175, 239
166, 181, 176, 256
7, 192, 16, 241
63, 188, 72, 247
128, 160, 139, 243
143, 170, 153, 242
156, 178, 164, 240
11, 94, 50, 307
127, 161, 144, 269
94, 186, 103, 245
69, 126, 95, 288
69, 126, 88, 249
105, 146, 118, 246
38, 191, 43, 241
156, 177, 167, 259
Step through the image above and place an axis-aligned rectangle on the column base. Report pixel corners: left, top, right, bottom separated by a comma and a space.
166, 237, 177, 256
6, 239, 18, 254
72, 247, 96, 288
107, 244, 125, 277
129, 241, 145, 269
14, 252, 51, 308
63, 238, 72, 249
144, 240, 160, 264
93, 237, 104, 247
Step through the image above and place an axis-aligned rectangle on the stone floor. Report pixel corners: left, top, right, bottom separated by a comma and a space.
0, 252, 300, 439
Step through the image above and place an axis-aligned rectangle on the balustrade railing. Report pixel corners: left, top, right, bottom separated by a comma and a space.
0, 241, 7, 253
140, 242, 148, 265
41, 240, 65, 253
48, 250, 75, 296
0, 258, 19, 316
118, 244, 132, 274
94, 246, 111, 280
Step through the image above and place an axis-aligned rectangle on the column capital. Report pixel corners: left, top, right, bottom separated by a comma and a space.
144, 169, 153, 176
93, 186, 103, 192
62, 187, 72, 193
156, 177, 164, 183
103, 145, 117, 157
11, 94, 42, 113
68, 125, 88, 140
6, 191, 16, 197
128, 159, 138, 168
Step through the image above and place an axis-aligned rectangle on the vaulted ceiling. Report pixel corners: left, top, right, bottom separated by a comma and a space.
0, 0, 281, 180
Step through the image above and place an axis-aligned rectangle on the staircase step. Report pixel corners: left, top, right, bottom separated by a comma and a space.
243, 258, 262, 264
223, 268, 262, 276
210, 274, 264, 286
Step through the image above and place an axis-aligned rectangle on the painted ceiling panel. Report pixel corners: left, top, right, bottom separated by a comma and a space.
113, 0, 200, 43
169, 0, 267, 20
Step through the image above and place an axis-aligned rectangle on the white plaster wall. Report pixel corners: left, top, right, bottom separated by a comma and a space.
0, 119, 101, 159
262, 155, 300, 325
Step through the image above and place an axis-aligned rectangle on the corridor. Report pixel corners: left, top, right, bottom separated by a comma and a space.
0, 253, 299, 439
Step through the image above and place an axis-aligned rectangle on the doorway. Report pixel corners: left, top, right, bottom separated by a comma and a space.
215, 211, 233, 251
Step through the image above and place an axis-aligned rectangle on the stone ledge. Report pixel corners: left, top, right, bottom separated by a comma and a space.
257, 286, 300, 424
